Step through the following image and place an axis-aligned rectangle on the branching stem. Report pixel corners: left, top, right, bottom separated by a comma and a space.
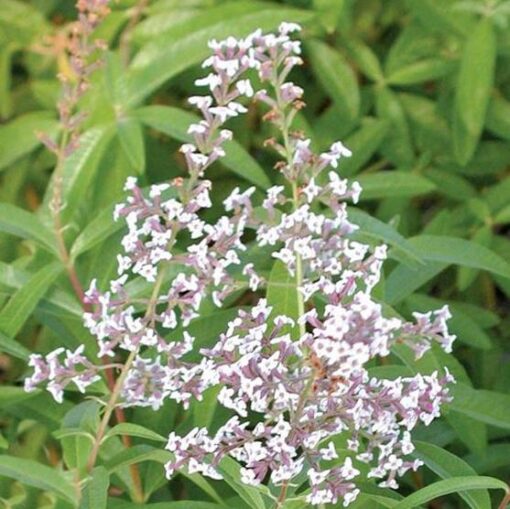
271, 65, 311, 509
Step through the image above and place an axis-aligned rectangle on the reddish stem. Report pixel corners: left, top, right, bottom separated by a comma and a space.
498, 491, 510, 509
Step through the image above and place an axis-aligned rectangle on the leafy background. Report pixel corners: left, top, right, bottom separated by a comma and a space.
1, 0, 510, 508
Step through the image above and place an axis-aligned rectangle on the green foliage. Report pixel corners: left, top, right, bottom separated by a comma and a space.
1, 0, 510, 508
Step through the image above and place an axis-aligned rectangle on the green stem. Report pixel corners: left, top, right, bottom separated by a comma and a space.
291, 181, 306, 339
85, 348, 138, 473
275, 481, 289, 509
271, 69, 311, 509
85, 264, 169, 501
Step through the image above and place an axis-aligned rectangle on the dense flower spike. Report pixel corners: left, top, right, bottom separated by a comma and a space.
25, 23, 455, 508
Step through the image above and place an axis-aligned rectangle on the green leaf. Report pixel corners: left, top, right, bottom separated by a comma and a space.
347, 207, 422, 264
423, 168, 475, 202
0, 330, 30, 360
79, 467, 109, 509
387, 59, 453, 85
464, 444, 510, 474
386, 260, 446, 305
307, 39, 360, 125
180, 473, 226, 507
457, 226, 493, 290
446, 141, 510, 176
0, 386, 37, 406
399, 92, 450, 154
393, 476, 508, 509
191, 385, 220, 430
486, 93, 510, 140
350, 493, 399, 508
453, 18, 496, 165
132, 8, 203, 44
0, 261, 81, 318
55, 125, 115, 222
103, 51, 130, 109
105, 423, 166, 443
59, 401, 100, 473
413, 441, 491, 509
375, 87, 414, 165
0, 0, 48, 45
344, 38, 384, 82
0, 456, 76, 504
405, 0, 473, 37
314, 0, 345, 33
105, 444, 170, 473
0, 262, 62, 338
266, 260, 300, 339
354, 172, 435, 200
450, 384, 510, 430
0, 203, 58, 254
339, 118, 389, 176
70, 205, 119, 260
127, 3, 313, 106
408, 235, 510, 279
117, 116, 145, 174
0, 111, 57, 171
447, 409, 487, 456
135, 105, 270, 188
0, 43, 15, 119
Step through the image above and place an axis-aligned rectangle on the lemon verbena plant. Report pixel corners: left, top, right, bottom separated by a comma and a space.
24, 23, 457, 508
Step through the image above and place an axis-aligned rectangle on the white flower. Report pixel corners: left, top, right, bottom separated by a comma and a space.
195, 73, 222, 90
236, 79, 254, 97
123, 176, 137, 191
279, 22, 301, 34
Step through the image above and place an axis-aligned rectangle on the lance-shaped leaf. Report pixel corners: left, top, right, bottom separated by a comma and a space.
354, 171, 435, 200
413, 441, 491, 509
0, 203, 58, 254
453, 18, 496, 165
375, 87, 414, 166
393, 476, 508, 509
79, 467, 109, 509
307, 39, 360, 126
0, 262, 62, 338
0, 456, 76, 504
0, 111, 58, 171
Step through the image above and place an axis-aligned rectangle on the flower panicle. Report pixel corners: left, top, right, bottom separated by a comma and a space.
24, 22, 456, 508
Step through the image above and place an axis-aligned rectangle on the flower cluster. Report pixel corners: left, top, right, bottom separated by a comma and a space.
158, 24, 455, 507
164, 300, 453, 505
24, 346, 100, 403
25, 23, 455, 508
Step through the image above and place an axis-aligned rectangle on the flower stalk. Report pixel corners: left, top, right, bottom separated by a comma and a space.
37, 0, 146, 500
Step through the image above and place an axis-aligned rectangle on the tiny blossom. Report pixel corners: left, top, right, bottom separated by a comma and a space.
25, 22, 456, 509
